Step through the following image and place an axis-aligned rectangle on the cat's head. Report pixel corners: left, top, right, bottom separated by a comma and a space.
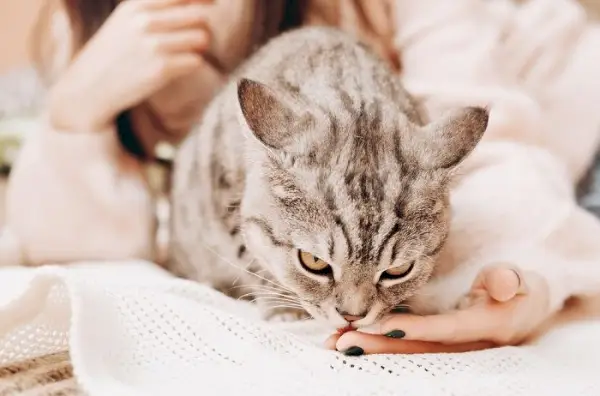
237, 78, 488, 328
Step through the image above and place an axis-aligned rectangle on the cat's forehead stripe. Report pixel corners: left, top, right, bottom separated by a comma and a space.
334, 215, 353, 259
375, 223, 401, 263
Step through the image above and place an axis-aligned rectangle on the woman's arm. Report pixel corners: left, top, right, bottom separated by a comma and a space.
396, 0, 600, 182
2, 118, 154, 266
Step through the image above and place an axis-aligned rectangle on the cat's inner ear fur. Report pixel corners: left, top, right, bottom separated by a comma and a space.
405, 107, 489, 170
238, 78, 308, 151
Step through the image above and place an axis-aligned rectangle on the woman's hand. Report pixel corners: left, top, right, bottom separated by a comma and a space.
49, 0, 212, 132
326, 266, 552, 355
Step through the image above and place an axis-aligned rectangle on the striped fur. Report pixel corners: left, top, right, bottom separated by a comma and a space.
168, 27, 488, 327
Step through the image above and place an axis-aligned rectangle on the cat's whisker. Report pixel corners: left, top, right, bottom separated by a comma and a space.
232, 284, 293, 298
233, 283, 288, 292
248, 287, 298, 298
251, 294, 303, 304
261, 303, 305, 311
253, 296, 304, 305
198, 240, 293, 293
245, 293, 303, 305
238, 291, 302, 303
239, 288, 294, 297
239, 230, 294, 289
255, 268, 270, 276
231, 259, 258, 287
250, 289, 307, 304
254, 299, 305, 310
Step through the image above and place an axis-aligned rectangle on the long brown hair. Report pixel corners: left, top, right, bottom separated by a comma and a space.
64, 0, 120, 46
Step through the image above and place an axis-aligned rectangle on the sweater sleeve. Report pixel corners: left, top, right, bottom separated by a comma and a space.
394, 0, 600, 182
3, 115, 155, 266
428, 141, 600, 315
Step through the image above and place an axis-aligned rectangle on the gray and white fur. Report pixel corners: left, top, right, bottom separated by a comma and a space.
168, 27, 488, 329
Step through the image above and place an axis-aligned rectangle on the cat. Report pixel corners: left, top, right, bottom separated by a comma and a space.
168, 26, 488, 329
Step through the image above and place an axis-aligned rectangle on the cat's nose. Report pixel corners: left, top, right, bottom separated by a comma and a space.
337, 310, 366, 322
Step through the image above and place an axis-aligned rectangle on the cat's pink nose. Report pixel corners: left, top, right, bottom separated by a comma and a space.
342, 315, 364, 322
337, 309, 366, 322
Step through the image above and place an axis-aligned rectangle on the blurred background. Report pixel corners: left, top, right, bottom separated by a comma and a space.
0, 0, 45, 223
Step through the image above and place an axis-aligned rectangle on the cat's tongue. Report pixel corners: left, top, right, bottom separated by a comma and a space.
337, 325, 354, 335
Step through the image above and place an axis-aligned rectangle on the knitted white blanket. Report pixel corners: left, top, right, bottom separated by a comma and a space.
0, 261, 598, 395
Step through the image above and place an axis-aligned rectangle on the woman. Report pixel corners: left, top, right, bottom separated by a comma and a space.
2, 0, 598, 357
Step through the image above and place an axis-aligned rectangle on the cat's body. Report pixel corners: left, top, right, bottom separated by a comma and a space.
169, 27, 488, 328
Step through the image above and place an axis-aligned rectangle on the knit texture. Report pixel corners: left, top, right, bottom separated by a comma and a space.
0, 261, 598, 396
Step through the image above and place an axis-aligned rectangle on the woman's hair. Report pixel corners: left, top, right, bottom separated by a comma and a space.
64, 0, 120, 47
33, 0, 120, 82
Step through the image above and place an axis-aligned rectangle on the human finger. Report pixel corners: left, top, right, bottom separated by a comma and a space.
142, 0, 197, 10
161, 53, 204, 78
147, 4, 212, 31
324, 333, 341, 350
154, 29, 210, 52
371, 308, 505, 344
472, 266, 524, 302
335, 331, 496, 355
360, 0, 394, 38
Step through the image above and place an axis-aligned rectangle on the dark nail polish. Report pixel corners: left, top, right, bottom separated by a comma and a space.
343, 346, 364, 356
385, 330, 406, 339
390, 306, 411, 314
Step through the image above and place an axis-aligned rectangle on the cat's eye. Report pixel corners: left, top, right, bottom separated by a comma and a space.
298, 250, 332, 275
380, 262, 414, 281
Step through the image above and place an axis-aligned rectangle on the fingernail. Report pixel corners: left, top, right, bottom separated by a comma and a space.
390, 306, 411, 314
342, 346, 364, 356
384, 330, 406, 339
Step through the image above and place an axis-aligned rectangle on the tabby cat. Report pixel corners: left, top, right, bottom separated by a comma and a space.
168, 27, 488, 328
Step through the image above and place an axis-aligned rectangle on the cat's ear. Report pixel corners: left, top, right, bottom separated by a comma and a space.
408, 107, 488, 170
237, 78, 304, 150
